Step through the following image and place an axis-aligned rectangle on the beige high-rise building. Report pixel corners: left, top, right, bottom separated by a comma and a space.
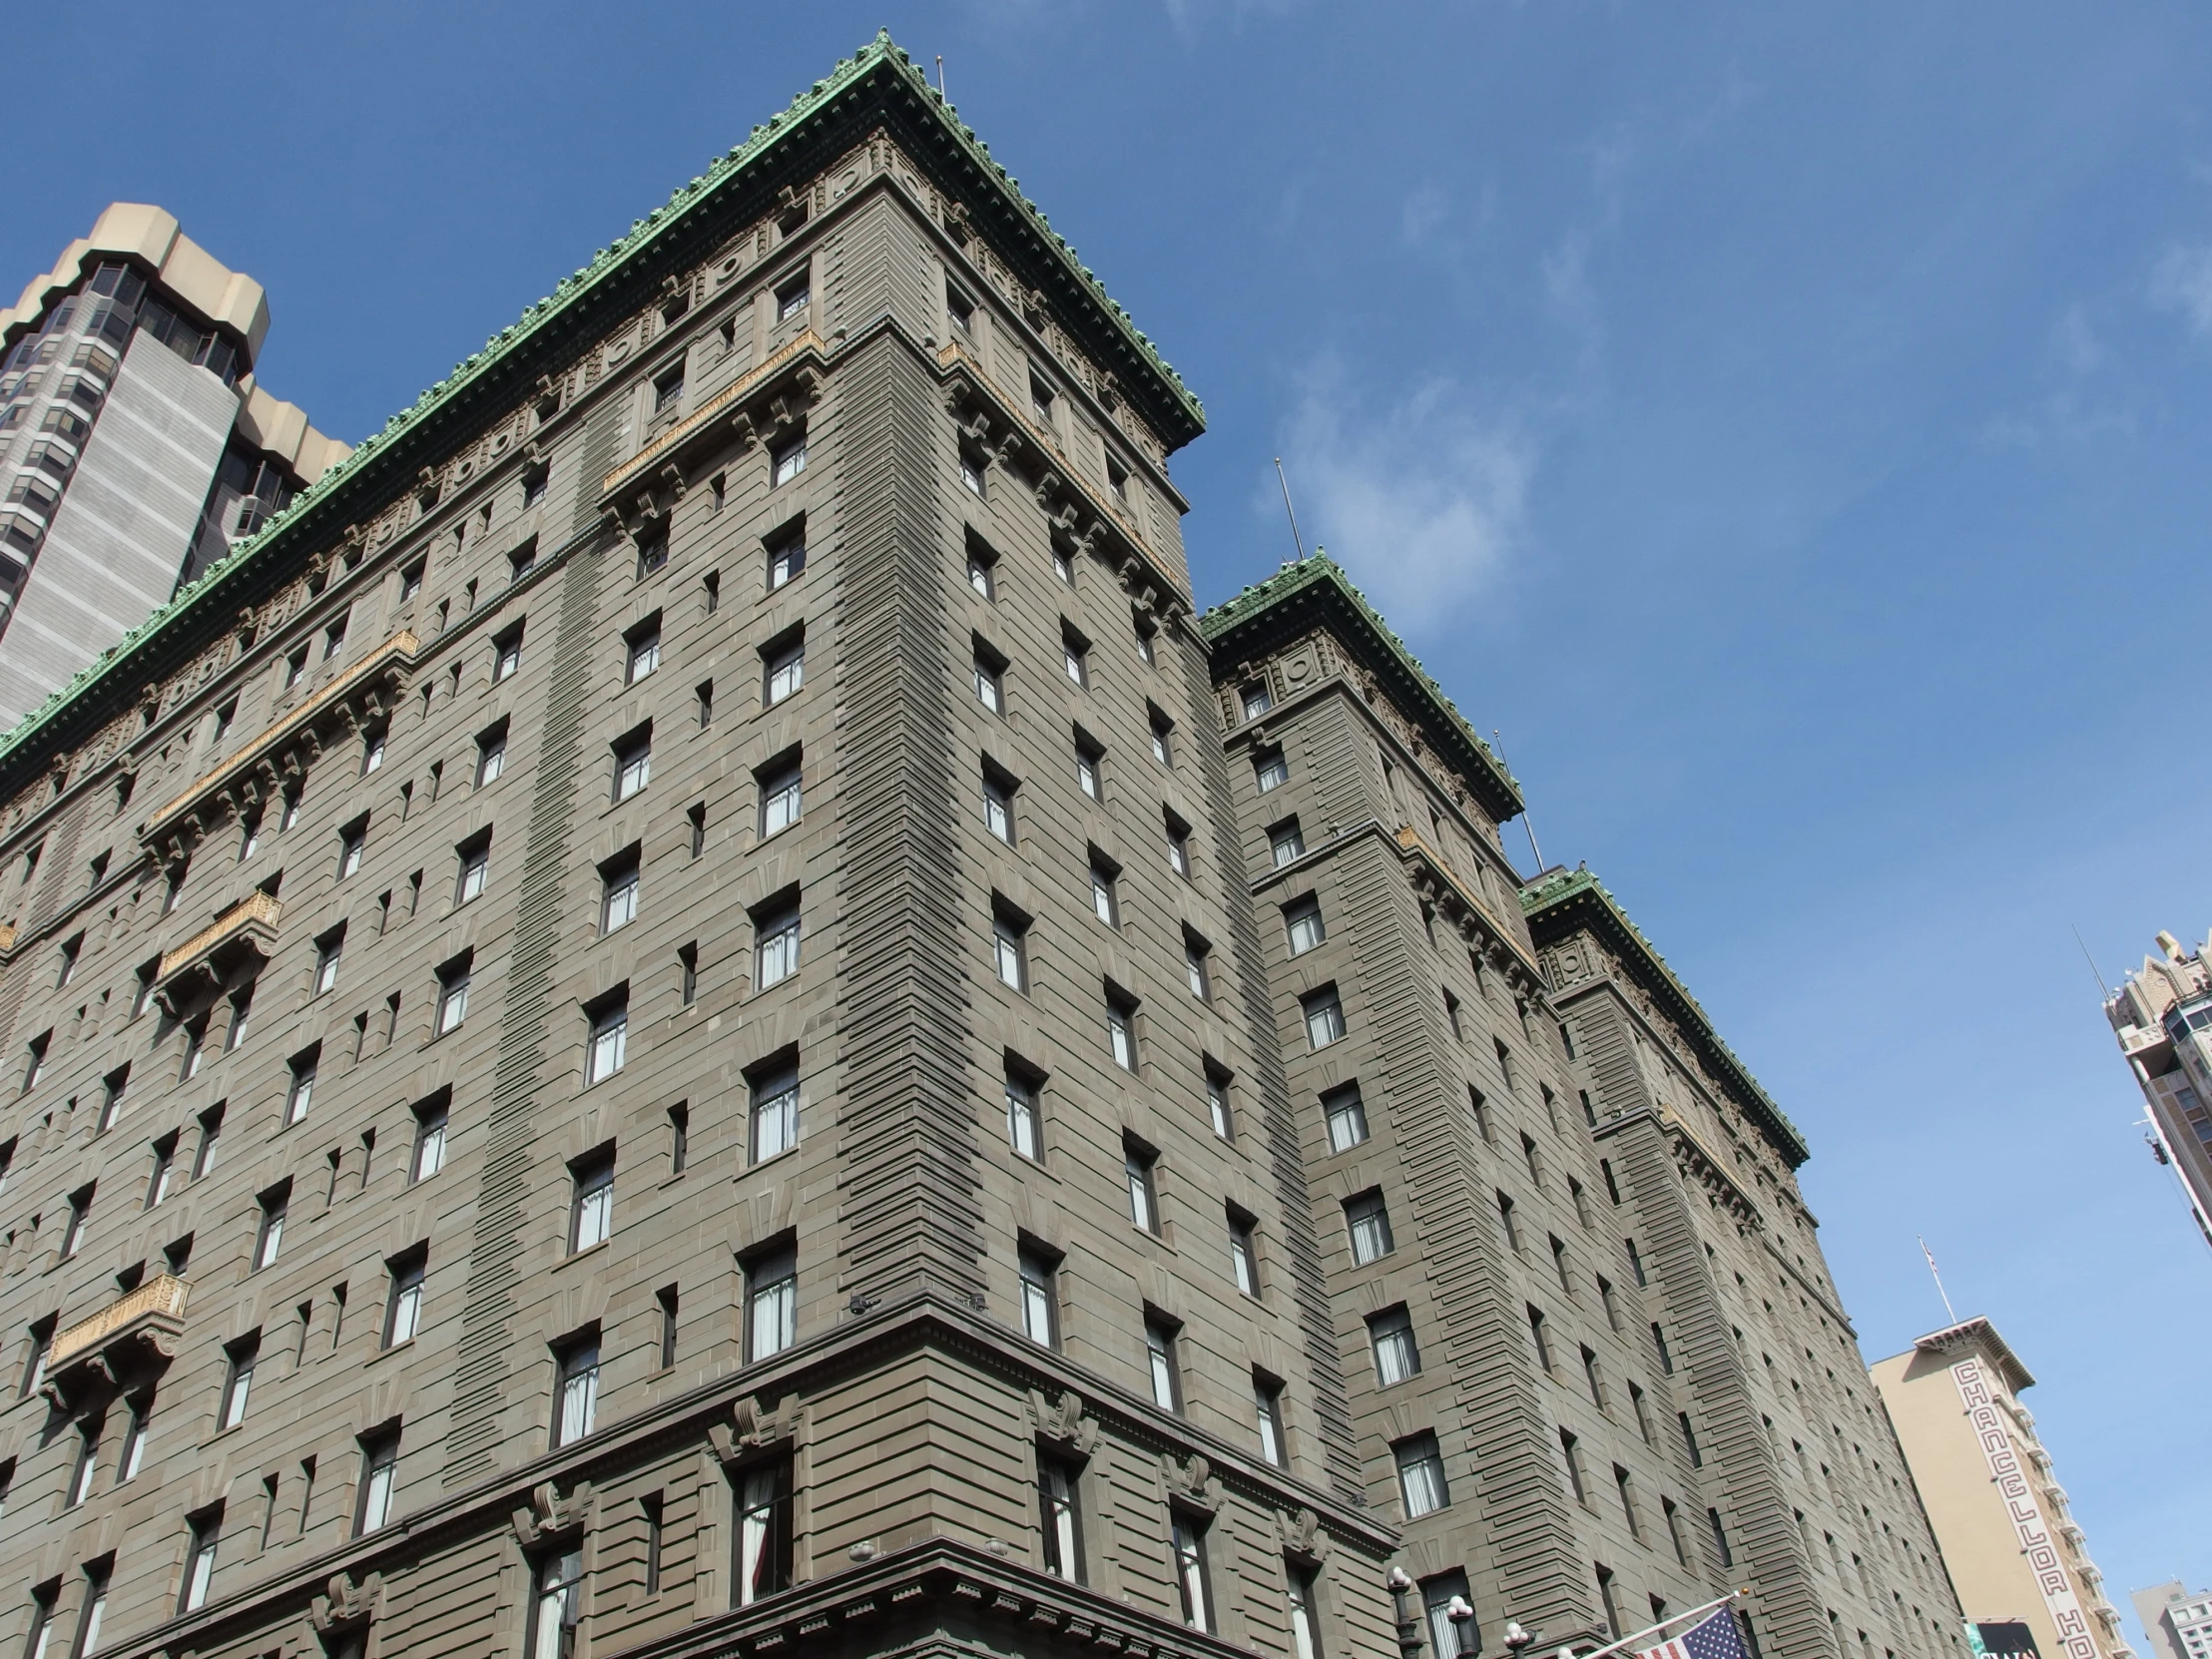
1872, 1321, 2130, 1659
0, 33, 1963, 1659
2102, 932, 2212, 1251
2129, 1582, 2212, 1659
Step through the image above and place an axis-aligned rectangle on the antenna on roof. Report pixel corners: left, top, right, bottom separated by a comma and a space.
1490, 728, 1545, 873
1919, 1236, 1956, 1325
1273, 458, 1308, 563
936, 55, 947, 99
2071, 923, 2112, 1001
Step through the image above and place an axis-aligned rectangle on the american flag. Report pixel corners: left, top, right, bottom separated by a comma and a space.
1636, 1607, 1753, 1659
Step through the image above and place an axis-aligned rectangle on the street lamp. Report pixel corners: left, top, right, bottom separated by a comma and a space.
1387, 1571, 1535, 1659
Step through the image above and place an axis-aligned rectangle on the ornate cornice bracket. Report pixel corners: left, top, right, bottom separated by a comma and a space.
509, 1479, 596, 1549
708, 1392, 800, 1467
1025, 1388, 1099, 1457
309, 1569, 383, 1636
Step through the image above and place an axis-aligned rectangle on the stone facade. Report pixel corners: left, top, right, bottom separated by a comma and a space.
0, 33, 1961, 1659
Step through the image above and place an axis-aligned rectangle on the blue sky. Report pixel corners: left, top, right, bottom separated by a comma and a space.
10, 0, 2208, 1626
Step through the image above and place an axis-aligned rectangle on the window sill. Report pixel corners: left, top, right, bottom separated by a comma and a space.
554, 1239, 611, 1274
366, 1338, 414, 1367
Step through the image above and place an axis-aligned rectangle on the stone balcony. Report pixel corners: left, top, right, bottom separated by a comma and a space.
156, 890, 281, 1016
43, 1274, 190, 1405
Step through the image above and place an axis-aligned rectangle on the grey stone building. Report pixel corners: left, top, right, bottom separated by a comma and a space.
0, 35, 1962, 1659
0, 204, 347, 733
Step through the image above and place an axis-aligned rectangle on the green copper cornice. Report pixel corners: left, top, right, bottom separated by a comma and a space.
1199, 554, 1523, 823
1521, 866, 1810, 1167
0, 31, 1201, 789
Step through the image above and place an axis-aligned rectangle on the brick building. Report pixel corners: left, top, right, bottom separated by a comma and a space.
0, 35, 1962, 1659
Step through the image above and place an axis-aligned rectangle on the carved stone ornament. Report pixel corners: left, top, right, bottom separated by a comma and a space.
1159, 1452, 1222, 1514
534, 374, 563, 417
1025, 1388, 1099, 1456
708, 1393, 800, 1466
413, 466, 441, 511
1276, 1507, 1329, 1565
510, 1478, 596, 1548
309, 1569, 383, 1634
1022, 286, 1049, 329
942, 200, 973, 244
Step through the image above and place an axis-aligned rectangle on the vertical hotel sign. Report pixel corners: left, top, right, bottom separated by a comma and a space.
1950, 1359, 2098, 1659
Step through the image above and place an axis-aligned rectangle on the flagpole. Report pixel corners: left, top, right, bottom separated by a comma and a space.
1549, 1588, 1749, 1659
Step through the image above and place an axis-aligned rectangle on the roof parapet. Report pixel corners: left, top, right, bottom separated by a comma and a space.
2, 203, 271, 363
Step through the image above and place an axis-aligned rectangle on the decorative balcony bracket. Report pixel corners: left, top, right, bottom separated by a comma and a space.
156, 892, 280, 1019
41, 1274, 189, 1410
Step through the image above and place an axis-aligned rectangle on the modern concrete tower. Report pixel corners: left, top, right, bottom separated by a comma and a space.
2130, 1584, 2212, 1659
0, 34, 1964, 1659
2102, 931, 2212, 1251
1872, 1322, 2131, 1659
0, 205, 346, 731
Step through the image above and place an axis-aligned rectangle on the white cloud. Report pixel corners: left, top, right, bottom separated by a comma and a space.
2150, 244, 2212, 337
1279, 368, 1534, 640
2055, 303, 2103, 373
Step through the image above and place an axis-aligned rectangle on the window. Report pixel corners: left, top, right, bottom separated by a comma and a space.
625, 618, 661, 683
237, 815, 262, 860
410, 1094, 448, 1182
1597, 1275, 1620, 1331
252, 1182, 288, 1271
1652, 1321, 1675, 1375
1346, 1191, 1394, 1265
770, 431, 808, 486
1255, 1372, 1288, 1464
1324, 1083, 1370, 1153
1708, 1507, 1735, 1569
599, 851, 640, 933
523, 465, 548, 507
1053, 543, 1074, 584
758, 755, 803, 836
529, 1547, 583, 1659
1106, 990, 1139, 1070
991, 902, 1029, 991
193, 1105, 224, 1178
1444, 991, 1464, 1039
279, 789, 302, 832
400, 558, 425, 599
1581, 1345, 1607, 1407
19, 1032, 46, 1094
1030, 371, 1057, 425
1019, 1244, 1060, 1347
383, 1252, 425, 1347
1370, 1307, 1421, 1384
1183, 930, 1213, 999
1144, 1316, 1183, 1411
180, 1508, 221, 1611
356, 1429, 399, 1533
689, 802, 708, 858
1229, 1210, 1261, 1296
1242, 682, 1274, 720
1527, 1305, 1554, 1372
1286, 895, 1326, 954
1625, 1237, 1647, 1286
1061, 623, 1090, 687
1170, 1514, 1213, 1632
754, 895, 801, 988
570, 1154, 614, 1252
1679, 1412, 1702, 1465
285, 1046, 318, 1125
1303, 986, 1347, 1048
959, 446, 986, 497
1425, 1574, 1478, 1659
946, 284, 974, 333
145, 1137, 178, 1210
982, 767, 1016, 842
1396, 1431, 1451, 1517
1255, 747, 1289, 792
114, 1400, 148, 1484
744, 1243, 797, 1361
1136, 616, 1158, 666
1552, 1236, 1574, 1295
1038, 1456, 1084, 1581
99, 1065, 129, 1132
493, 622, 525, 681
653, 361, 685, 412
776, 274, 810, 320
337, 817, 367, 878
55, 935, 80, 989
656, 1288, 680, 1368
1125, 1139, 1161, 1234
1559, 1429, 1588, 1503
965, 542, 995, 599
735, 1458, 794, 1605
973, 644, 1006, 714
750, 1064, 800, 1163
323, 616, 348, 660
435, 953, 472, 1034
1075, 735, 1105, 801
66, 1423, 97, 1507
767, 525, 806, 589
612, 726, 652, 801
220, 1334, 260, 1429
1089, 853, 1120, 925
552, 1336, 600, 1445
1206, 1070, 1235, 1140
1165, 812, 1192, 878
762, 633, 805, 705
359, 726, 386, 777
1004, 1066, 1043, 1161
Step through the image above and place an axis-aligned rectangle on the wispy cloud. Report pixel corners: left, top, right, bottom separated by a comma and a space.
1278, 364, 1534, 640
2150, 244, 2212, 336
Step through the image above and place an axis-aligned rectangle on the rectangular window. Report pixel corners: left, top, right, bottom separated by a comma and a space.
750, 1064, 800, 1164
991, 901, 1029, 992
114, 1401, 147, 1483
758, 755, 803, 836
66, 1424, 97, 1508
776, 275, 810, 320
220, 1334, 259, 1429
530, 1546, 583, 1659
653, 361, 685, 412
570, 1154, 614, 1252
1425, 1573, 1477, 1659
1171, 1514, 1213, 1632
455, 835, 490, 905
1005, 1066, 1043, 1161
1038, 1456, 1084, 1582
1270, 819, 1306, 867
145, 1137, 177, 1210
435, 954, 472, 1035
1286, 895, 1326, 954
1145, 1316, 1183, 1411
1019, 1245, 1060, 1347
1061, 623, 1090, 687
193, 1105, 224, 1178
336, 817, 367, 878
735, 1458, 794, 1605
312, 926, 345, 994
383, 1253, 425, 1348
252, 1183, 288, 1271
359, 726, 386, 777
973, 644, 1006, 714
1346, 1191, 1395, 1265
586, 994, 629, 1084
1255, 747, 1289, 792
1255, 1372, 1288, 1465
1396, 1431, 1451, 1517
770, 431, 808, 486
613, 726, 652, 801
1149, 709, 1174, 765
1370, 1307, 1421, 1384
1206, 1070, 1235, 1140
1528, 1305, 1554, 1373
657, 1287, 680, 1368
1125, 1139, 1161, 1235
1652, 1322, 1674, 1374
1229, 1210, 1261, 1297
762, 633, 805, 705
755, 895, 801, 989
1075, 735, 1105, 801
1183, 929, 1212, 1000
1242, 682, 1274, 720
599, 851, 640, 932
1560, 1430, 1588, 1503
1089, 854, 1120, 925
180, 1508, 221, 1611
553, 1337, 599, 1445
1324, 1083, 1370, 1153
1165, 812, 1192, 878
99, 1065, 130, 1132
767, 525, 806, 590
959, 447, 986, 498
410, 1093, 449, 1182
625, 618, 662, 683
745, 1244, 798, 1361
982, 767, 1016, 842
356, 1428, 399, 1533
1106, 991, 1139, 1071
1303, 986, 1347, 1048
